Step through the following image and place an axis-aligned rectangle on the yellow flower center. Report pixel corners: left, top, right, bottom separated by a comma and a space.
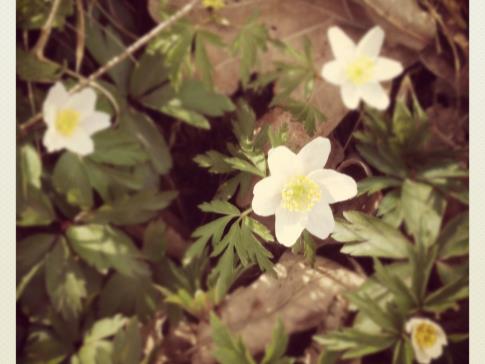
415, 323, 438, 349
281, 175, 321, 212
346, 56, 375, 85
202, 0, 225, 9
55, 108, 80, 137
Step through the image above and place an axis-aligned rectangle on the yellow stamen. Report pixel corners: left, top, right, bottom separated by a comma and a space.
346, 56, 375, 85
202, 0, 225, 9
55, 108, 80, 137
415, 323, 438, 349
281, 176, 321, 212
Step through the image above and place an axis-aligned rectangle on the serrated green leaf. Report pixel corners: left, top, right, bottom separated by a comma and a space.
112, 317, 142, 364
210, 312, 257, 364
401, 179, 446, 247
224, 157, 265, 177
85, 315, 126, 343
143, 219, 166, 262
437, 212, 469, 259
232, 15, 269, 87
245, 217, 274, 242
261, 319, 290, 364
18, 144, 42, 191
199, 200, 240, 216
45, 238, 87, 321
90, 129, 148, 167
392, 338, 414, 364
333, 211, 411, 259
99, 273, 159, 321
129, 51, 169, 98
16, 48, 61, 82
194, 150, 233, 174
22, 328, 72, 364
424, 274, 468, 311
52, 152, 93, 210
90, 189, 177, 225
67, 224, 150, 278
123, 110, 172, 175
358, 177, 402, 196
17, 184, 56, 227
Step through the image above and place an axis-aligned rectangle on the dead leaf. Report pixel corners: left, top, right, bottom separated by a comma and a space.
193, 252, 364, 363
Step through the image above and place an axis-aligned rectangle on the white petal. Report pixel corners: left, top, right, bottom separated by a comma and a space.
308, 169, 357, 204
297, 137, 331, 174
327, 26, 356, 61
81, 111, 111, 135
427, 343, 444, 359
360, 82, 390, 110
414, 347, 432, 364
340, 83, 361, 109
321, 60, 345, 85
305, 201, 335, 239
252, 176, 284, 217
43, 128, 66, 153
42, 82, 69, 127
65, 132, 94, 156
268, 146, 301, 178
357, 26, 384, 58
275, 207, 306, 247
66, 87, 97, 113
375, 57, 403, 81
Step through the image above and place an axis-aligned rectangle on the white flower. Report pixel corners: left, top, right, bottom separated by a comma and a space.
251, 137, 357, 247
405, 318, 448, 364
321, 26, 403, 110
42, 82, 111, 156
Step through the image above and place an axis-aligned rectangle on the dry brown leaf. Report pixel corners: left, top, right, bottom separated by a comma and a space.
193, 252, 364, 364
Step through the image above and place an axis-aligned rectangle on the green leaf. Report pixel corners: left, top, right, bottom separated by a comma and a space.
302, 231, 316, 266
314, 329, 395, 358
122, 110, 172, 174
373, 259, 418, 313
199, 200, 240, 216
99, 273, 159, 321
377, 190, 404, 228
75, 340, 113, 364
17, 0, 73, 29
232, 15, 269, 87
90, 129, 148, 167
410, 242, 436, 304
279, 98, 325, 135
195, 31, 214, 87
240, 218, 274, 272
67, 224, 150, 277
22, 328, 71, 364
194, 150, 233, 174
210, 312, 257, 364
86, 19, 132, 92
129, 51, 169, 98
112, 318, 142, 364
245, 217, 274, 242
16, 48, 61, 82
424, 274, 469, 312
143, 219, 166, 262
224, 157, 265, 177
85, 315, 126, 343
45, 238, 87, 321
346, 292, 400, 333
356, 144, 404, 177
437, 212, 469, 259
261, 319, 291, 364
178, 79, 235, 116
401, 179, 446, 247
358, 177, 402, 195
333, 211, 411, 259
90, 189, 177, 225
52, 152, 93, 210
392, 339, 414, 364
17, 185, 56, 227
17, 233, 56, 277
18, 144, 42, 191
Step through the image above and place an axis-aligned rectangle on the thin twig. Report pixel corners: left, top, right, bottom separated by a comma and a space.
32, 0, 62, 59
19, 0, 199, 135
74, 0, 86, 72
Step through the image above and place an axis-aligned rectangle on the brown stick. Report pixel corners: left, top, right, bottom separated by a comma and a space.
19, 0, 199, 135
32, 0, 62, 59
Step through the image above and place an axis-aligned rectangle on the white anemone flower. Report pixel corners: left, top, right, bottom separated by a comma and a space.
405, 318, 448, 364
42, 82, 111, 156
251, 137, 357, 247
321, 26, 403, 110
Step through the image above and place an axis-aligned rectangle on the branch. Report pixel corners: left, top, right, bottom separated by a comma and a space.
32, 0, 62, 59
19, 0, 199, 135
